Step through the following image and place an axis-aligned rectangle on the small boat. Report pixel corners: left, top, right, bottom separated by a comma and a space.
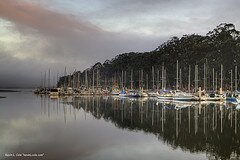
172, 90, 198, 101
119, 90, 127, 97
148, 91, 159, 97
206, 93, 226, 101
226, 97, 240, 103
226, 91, 240, 103
93, 89, 102, 95
157, 90, 174, 100
138, 90, 148, 97
80, 89, 94, 95
127, 90, 140, 97
60, 87, 74, 96
49, 88, 60, 96
34, 88, 48, 95
110, 88, 120, 95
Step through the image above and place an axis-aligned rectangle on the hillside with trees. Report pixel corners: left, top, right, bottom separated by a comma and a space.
58, 23, 240, 91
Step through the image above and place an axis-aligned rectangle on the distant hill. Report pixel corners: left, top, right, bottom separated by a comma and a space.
58, 23, 240, 90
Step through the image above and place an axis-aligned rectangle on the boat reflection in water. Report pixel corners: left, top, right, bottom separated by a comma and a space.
42, 96, 240, 160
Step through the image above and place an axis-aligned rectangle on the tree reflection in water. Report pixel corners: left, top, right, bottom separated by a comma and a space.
56, 96, 240, 160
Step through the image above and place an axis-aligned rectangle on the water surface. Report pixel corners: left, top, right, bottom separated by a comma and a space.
0, 91, 240, 160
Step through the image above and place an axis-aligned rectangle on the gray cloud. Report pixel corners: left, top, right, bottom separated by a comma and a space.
83, 0, 240, 36
0, 0, 164, 87
0, 0, 239, 87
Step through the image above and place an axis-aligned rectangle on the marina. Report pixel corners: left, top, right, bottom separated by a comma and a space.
34, 61, 240, 104
1, 0, 240, 159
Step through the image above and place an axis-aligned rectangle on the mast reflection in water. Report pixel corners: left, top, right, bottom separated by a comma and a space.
57, 96, 240, 160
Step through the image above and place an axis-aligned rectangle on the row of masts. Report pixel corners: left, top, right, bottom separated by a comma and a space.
40, 69, 58, 89
176, 60, 238, 93
37, 61, 240, 93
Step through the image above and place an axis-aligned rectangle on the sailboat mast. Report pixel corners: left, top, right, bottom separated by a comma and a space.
97, 69, 99, 88
44, 71, 46, 89
196, 65, 198, 91
220, 64, 223, 90
152, 66, 154, 90
53, 74, 55, 88
74, 71, 76, 88
161, 65, 164, 89
77, 72, 80, 89
139, 70, 141, 89
63, 67, 66, 89
40, 72, 43, 88
68, 74, 71, 88
235, 66, 237, 91
131, 69, 133, 90
48, 69, 50, 89
194, 65, 198, 92
121, 70, 124, 89
188, 65, 191, 93
215, 71, 218, 91
124, 71, 127, 89
56, 72, 59, 88
85, 70, 88, 89
212, 68, 215, 91
92, 69, 95, 91
157, 69, 159, 90
146, 74, 148, 90
164, 68, 167, 89
176, 60, 179, 90
204, 63, 206, 90
230, 69, 233, 92
141, 69, 143, 90
179, 68, 182, 90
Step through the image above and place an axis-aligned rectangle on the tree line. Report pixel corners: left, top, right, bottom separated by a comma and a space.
58, 23, 240, 91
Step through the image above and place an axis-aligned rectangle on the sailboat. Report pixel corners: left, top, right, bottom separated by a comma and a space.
119, 90, 127, 97
49, 88, 62, 99
206, 65, 226, 101
138, 69, 148, 97
138, 89, 148, 97
172, 90, 199, 101
127, 90, 140, 97
226, 66, 240, 103
119, 71, 127, 97
226, 90, 240, 103
111, 88, 120, 95
205, 91, 226, 101
169, 61, 198, 101
157, 90, 174, 100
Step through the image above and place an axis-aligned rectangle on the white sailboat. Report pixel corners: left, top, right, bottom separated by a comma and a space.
157, 90, 174, 100
172, 90, 199, 101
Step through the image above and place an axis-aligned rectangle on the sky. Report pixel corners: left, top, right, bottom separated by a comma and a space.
0, 0, 239, 88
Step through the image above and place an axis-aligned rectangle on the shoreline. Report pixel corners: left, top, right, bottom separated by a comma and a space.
0, 89, 21, 92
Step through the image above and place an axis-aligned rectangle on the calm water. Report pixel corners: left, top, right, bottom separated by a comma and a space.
0, 91, 240, 160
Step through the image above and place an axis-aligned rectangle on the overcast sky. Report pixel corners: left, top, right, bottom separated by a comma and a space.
0, 0, 239, 88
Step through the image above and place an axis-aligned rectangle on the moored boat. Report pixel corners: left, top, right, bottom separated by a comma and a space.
157, 90, 174, 100
138, 90, 148, 97
206, 92, 226, 101
49, 88, 61, 96
172, 90, 199, 101
119, 90, 127, 97
127, 90, 140, 97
